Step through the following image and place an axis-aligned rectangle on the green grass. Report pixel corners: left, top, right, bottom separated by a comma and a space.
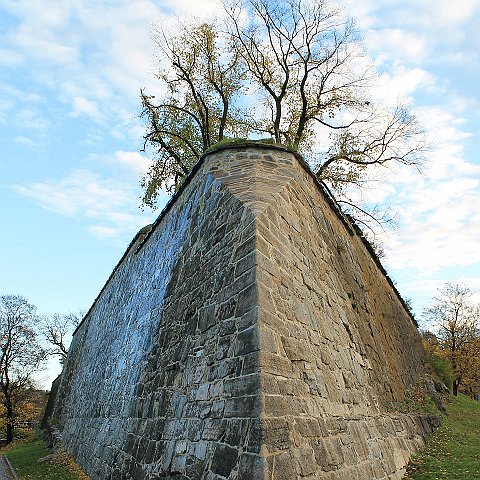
5, 434, 88, 479
405, 394, 480, 479
427, 351, 453, 391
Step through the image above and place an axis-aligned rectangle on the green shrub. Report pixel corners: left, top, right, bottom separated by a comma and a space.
428, 352, 453, 391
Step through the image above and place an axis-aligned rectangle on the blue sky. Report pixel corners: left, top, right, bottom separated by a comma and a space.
1, 0, 479, 386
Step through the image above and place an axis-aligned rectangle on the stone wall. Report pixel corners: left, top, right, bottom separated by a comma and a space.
52, 144, 438, 479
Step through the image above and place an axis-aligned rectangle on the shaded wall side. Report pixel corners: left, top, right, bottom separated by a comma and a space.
52, 163, 210, 477
248, 149, 436, 479
119, 186, 264, 480
52, 156, 266, 480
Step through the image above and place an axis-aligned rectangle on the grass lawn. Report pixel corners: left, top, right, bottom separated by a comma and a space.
405, 394, 480, 479
5, 434, 88, 480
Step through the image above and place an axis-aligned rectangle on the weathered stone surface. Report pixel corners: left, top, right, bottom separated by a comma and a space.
50, 144, 437, 479
210, 444, 238, 477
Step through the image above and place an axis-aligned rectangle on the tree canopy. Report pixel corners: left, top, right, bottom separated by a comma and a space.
140, 0, 427, 226
140, 21, 248, 206
0, 294, 46, 442
423, 282, 480, 397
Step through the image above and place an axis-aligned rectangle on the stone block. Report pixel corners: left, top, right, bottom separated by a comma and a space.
235, 251, 256, 278
235, 284, 258, 318
224, 418, 249, 447
237, 453, 264, 480
210, 444, 239, 477
264, 418, 292, 452
202, 419, 226, 441
259, 352, 293, 377
199, 305, 216, 333
224, 374, 260, 398
215, 299, 237, 322
234, 326, 259, 356
224, 395, 261, 418
293, 446, 318, 476
294, 417, 323, 438
281, 336, 314, 362
241, 351, 260, 375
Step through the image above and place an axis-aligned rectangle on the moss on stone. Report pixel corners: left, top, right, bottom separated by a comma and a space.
204, 137, 297, 156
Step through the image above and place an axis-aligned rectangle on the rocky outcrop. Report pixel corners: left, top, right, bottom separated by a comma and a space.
51, 144, 438, 479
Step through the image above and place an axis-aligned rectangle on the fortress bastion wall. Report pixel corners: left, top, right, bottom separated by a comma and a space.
51, 144, 438, 480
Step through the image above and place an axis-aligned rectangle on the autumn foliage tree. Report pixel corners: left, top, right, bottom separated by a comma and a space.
140, 0, 426, 226
141, 22, 248, 206
0, 295, 46, 443
455, 336, 480, 399
423, 283, 480, 397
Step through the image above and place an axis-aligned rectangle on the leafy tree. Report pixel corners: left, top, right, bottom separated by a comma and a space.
141, 22, 249, 207
40, 311, 84, 365
0, 295, 46, 443
423, 283, 479, 396
0, 388, 47, 435
140, 0, 427, 228
455, 336, 480, 399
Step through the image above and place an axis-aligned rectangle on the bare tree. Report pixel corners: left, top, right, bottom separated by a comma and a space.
226, 0, 426, 227
226, 0, 366, 148
423, 283, 480, 396
0, 295, 46, 443
40, 311, 84, 364
141, 0, 427, 228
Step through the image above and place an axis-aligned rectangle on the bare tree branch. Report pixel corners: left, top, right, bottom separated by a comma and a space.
140, 0, 428, 230
39, 311, 84, 364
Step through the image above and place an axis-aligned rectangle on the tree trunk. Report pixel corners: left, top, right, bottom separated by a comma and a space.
453, 379, 459, 396
6, 400, 14, 443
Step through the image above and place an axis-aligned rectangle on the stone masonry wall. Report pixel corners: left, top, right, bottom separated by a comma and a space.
248, 148, 436, 479
52, 144, 438, 479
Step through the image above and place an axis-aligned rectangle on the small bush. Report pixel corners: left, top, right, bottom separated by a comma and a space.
428, 352, 453, 392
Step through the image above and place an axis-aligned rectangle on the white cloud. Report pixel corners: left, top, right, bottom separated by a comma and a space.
14, 108, 50, 131
14, 169, 121, 216
373, 66, 435, 105
419, 0, 480, 26
0, 0, 168, 132
0, 48, 22, 66
414, 106, 476, 181
365, 29, 427, 65
162, 0, 221, 18
377, 160, 480, 274
88, 150, 153, 176
348, 0, 480, 32
14, 169, 156, 239
89, 225, 118, 239
0, 83, 43, 109
105, 211, 141, 225
14, 135, 36, 146
114, 151, 152, 174
70, 97, 102, 120
0, 83, 47, 128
